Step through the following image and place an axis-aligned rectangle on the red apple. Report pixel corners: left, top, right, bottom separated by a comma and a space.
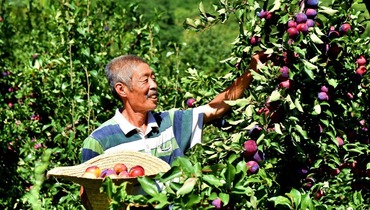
129, 165, 145, 177
84, 165, 101, 178
113, 163, 128, 174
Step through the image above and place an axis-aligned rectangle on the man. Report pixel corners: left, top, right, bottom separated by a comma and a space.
80, 53, 266, 209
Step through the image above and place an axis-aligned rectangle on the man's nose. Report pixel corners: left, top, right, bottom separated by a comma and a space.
150, 78, 157, 89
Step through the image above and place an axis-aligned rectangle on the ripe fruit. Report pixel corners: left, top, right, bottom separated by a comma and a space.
212, 198, 222, 209
114, 163, 128, 174
244, 140, 258, 157
320, 85, 329, 93
336, 137, 344, 146
250, 36, 261, 46
295, 13, 307, 24
81, 172, 99, 178
330, 168, 340, 176
287, 27, 299, 38
296, 23, 308, 33
318, 92, 329, 101
246, 160, 259, 174
118, 171, 130, 178
306, 0, 319, 8
279, 66, 289, 80
287, 20, 297, 28
279, 80, 291, 89
253, 150, 265, 162
129, 165, 145, 177
305, 8, 317, 18
306, 19, 315, 28
339, 23, 351, 35
100, 168, 116, 178
357, 55, 366, 66
186, 98, 196, 107
85, 166, 101, 178
355, 66, 367, 76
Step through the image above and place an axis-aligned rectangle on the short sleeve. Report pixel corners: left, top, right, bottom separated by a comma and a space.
81, 136, 104, 163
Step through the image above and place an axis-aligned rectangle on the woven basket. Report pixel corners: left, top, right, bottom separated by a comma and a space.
47, 151, 171, 210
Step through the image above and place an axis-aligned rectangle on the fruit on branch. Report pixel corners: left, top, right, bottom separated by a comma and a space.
318, 92, 329, 101
355, 66, 367, 76
357, 55, 366, 66
295, 13, 307, 24
297, 23, 309, 33
244, 140, 258, 157
186, 98, 196, 108
339, 23, 351, 35
250, 36, 261, 46
246, 160, 259, 174
287, 27, 299, 38
306, 0, 319, 8
212, 198, 222, 209
305, 8, 317, 18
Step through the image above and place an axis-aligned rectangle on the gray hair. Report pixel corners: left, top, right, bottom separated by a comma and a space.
104, 55, 147, 98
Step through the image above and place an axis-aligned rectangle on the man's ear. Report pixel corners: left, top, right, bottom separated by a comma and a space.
115, 82, 128, 98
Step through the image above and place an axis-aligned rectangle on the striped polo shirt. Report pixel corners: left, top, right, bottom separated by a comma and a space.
81, 107, 204, 165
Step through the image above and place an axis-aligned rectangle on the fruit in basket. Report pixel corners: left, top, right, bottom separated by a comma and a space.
84, 165, 101, 178
129, 165, 145, 177
81, 171, 99, 178
114, 163, 128, 174
118, 171, 130, 178
100, 168, 117, 178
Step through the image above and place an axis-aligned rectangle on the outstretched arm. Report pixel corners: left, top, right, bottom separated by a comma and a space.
202, 52, 267, 124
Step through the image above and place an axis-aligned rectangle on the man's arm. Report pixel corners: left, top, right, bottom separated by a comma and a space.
203, 52, 267, 124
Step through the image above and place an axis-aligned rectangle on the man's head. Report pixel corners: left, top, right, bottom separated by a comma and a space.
105, 55, 158, 112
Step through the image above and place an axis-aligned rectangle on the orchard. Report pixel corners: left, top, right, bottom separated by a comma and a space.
1, 0, 369, 210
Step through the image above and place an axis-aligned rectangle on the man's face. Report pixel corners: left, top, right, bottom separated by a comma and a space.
125, 62, 158, 112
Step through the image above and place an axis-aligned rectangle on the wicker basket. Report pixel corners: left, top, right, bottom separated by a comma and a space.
47, 151, 171, 210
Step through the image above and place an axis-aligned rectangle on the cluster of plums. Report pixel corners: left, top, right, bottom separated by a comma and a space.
242, 125, 265, 175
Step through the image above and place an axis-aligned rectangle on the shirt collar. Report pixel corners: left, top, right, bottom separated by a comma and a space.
113, 109, 158, 135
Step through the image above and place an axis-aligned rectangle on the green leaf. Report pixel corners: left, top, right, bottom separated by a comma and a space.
225, 164, 236, 189
286, 188, 301, 208
160, 166, 182, 183
269, 90, 281, 102
319, 6, 338, 16
199, 2, 206, 18
294, 98, 304, 112
202, 174, 224, 187
295, 124, 308, 139
269, 196, 292, 209
148, 193, 170, 209
270, 0, 281, 12
300, 192, 315, 210
250, 71, 267, 81
313, 104, 321, 115
310, 33, 324, 44
176, 178, 198, 196
137, 176, 159, 197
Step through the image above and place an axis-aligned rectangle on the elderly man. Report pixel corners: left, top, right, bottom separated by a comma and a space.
80, 53, 266, 209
